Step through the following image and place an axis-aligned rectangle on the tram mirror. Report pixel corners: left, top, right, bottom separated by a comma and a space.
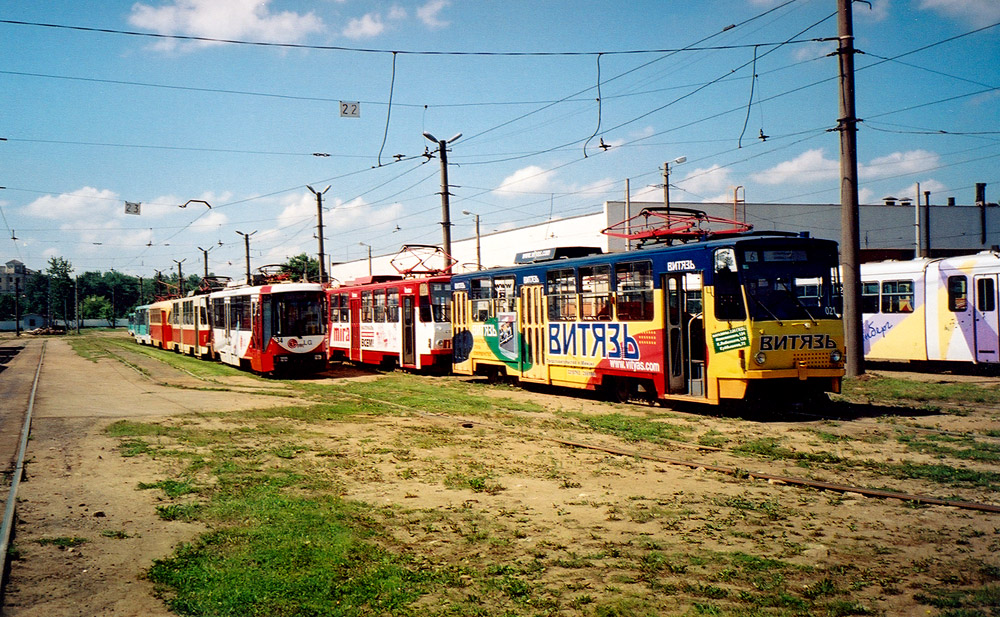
714, 248, 738, 273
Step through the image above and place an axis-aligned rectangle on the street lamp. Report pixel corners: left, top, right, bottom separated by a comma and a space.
663, 156, 687, 220
359, 242, 372, 277
461, 210, 481, 271
173, 258, 186, 296
423, 131, 462, 266
307, 185, 331, 283
236, 230, 257, 285
197, 246, 212, 279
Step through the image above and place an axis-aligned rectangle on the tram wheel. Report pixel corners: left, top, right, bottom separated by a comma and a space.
607, 377, 632, 403
485, 366, 506, 384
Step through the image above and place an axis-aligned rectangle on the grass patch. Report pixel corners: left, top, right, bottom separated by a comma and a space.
843, 374, 1000, 405
897, 432, 1000, 463
886, 461, 1000, 489
156, 503, 204, 521
149, 495, 435, 617
568, 412, 693, 444
732, 437, 843, 465
37, 536, 87, 549
138, 479, 199, 498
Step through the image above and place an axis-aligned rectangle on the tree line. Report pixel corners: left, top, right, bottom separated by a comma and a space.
1, 253, 322, 326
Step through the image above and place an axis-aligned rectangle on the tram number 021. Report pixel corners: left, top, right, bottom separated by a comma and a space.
340, 101, 360, 118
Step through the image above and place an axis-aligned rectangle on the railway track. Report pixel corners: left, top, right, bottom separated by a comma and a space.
0, 340, 45, 596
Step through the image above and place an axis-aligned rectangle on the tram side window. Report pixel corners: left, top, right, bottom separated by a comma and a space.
183, 300, 194, 325
881, 280, 914, 313
338, 293, 350, 322
580, 265, 612, 321
240, 297, 252, 329
861, 281, 880, 314
713, 249, 746, 320
374, 289, 387, 323
172, 303, 180, 325
229, 297, 250, 330
150, 310, 161, 325
494, 276, 516, 314
329, 294, 341, 323
546, 268, 578, 321
386, 288, 400, 322
615, 261, 654, 321
976, 277, 995, 312
423, 282, 451, 323
361, 291, 374, 322
948, 276, 969, 312
212, 298, 226, 327
470, 278, 492, 322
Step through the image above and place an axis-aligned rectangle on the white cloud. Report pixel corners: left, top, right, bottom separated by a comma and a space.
861, 149, 940, 179
857, 0, 891, 22
676, 164, 733, 196
793, 40, 836, 63
751, 149, 839, 185
417, 0, 451, 28
629, 184, 662, 202
494, 166, 556, 196
128, 0, 324, 50
882, 179, 948, 202
342, 13, 385, 40
919, 0, 1000, 27
22, 187, 120, 221
388, 5, 408, 21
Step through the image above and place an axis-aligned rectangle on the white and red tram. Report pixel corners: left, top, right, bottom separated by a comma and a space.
326, 274, 452, 371
208, 282, 327, 374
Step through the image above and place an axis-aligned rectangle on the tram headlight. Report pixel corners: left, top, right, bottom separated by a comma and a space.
830, 350, 843, 364
754, 351, 767, 366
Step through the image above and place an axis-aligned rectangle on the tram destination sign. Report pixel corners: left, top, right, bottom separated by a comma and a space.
712, 325, 749, 353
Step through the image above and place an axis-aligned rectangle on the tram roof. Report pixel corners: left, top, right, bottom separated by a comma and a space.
453, 231, 834, 281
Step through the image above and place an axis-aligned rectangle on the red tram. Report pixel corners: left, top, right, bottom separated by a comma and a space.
326, 274, 452, 371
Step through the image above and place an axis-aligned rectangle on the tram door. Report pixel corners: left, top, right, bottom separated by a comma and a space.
662, 273, 705, 395
973, 274, 999, 363
349, 295, 362, 362
402, 295, 416, 366
663, 274, 687, 393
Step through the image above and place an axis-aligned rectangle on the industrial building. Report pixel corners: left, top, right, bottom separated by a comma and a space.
329, 184, 999, 283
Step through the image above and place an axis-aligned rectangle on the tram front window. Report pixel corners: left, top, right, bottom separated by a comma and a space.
274, 293, 325, 337
740, 248, 840, 321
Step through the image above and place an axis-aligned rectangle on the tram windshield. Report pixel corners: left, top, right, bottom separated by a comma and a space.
421, 282, 452, 323
733, 246, 841, 322
273, 292, 325, 337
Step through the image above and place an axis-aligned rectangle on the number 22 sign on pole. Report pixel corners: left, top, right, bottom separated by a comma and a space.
339, 101, 360, 118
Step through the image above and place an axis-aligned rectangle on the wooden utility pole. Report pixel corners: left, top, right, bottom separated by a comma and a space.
838, 0, 864, 377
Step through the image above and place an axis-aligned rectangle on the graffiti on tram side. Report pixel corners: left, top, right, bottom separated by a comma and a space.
863, 321, 892, 342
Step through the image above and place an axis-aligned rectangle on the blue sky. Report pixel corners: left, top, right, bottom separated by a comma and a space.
2, 0, 998, 279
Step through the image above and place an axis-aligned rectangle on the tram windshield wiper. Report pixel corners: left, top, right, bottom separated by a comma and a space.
780, 285, 819, 325
745, 288, 782, 325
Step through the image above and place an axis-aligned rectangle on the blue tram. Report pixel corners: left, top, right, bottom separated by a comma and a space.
451, 232, 845, 405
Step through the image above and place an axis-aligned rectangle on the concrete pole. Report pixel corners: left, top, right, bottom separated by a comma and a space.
237, 231, 256, 285
198, 247, 210, 278
437, 139, 453, 264
308, 185, 330, 283
838, 0, 864, 377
